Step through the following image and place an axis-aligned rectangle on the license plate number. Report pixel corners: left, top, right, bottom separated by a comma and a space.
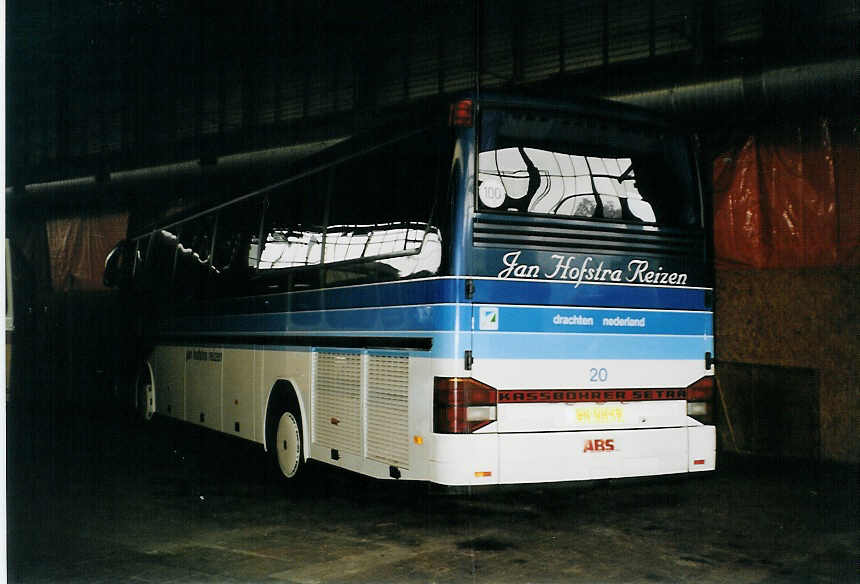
574, 405, 624, 424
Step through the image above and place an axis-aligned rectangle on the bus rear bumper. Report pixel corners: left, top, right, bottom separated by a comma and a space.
429, 425, 716, 486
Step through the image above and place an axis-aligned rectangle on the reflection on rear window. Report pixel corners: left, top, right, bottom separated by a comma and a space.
479, 148, 656, 223
478, 109, 699, 227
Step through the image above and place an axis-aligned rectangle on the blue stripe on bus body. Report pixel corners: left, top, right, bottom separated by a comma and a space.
189, 276, 710, 316
202, 278, 465, 315
486, 305, 713, 336
165, 304, 710, 337
166, 304, 471, 335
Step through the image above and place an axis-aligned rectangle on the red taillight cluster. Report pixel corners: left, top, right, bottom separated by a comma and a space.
448, 99, 474, 127
433, 377, 497, 433
686, 376, 715, 424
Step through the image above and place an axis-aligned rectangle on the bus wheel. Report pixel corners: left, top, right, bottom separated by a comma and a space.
135, 361, 156, 421
274, 410, 303, 479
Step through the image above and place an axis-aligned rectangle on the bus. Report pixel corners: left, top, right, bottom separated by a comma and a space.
104, 93, 716, 486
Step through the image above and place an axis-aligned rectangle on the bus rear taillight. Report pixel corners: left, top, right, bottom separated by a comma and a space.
449, 99, 474, 127
686, 376, 715, 424
434, 377, 497, 433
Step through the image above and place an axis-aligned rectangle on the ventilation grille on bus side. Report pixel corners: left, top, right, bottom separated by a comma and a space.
314, 352, 362, 456
366, 355, 410, 469
473, 213, 705, 258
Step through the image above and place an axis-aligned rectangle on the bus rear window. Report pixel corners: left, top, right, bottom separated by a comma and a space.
478, 109, 700, 228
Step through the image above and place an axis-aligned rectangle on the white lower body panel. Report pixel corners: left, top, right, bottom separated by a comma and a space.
430, 425, 716, 486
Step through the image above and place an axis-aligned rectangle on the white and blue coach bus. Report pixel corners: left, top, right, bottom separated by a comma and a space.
105, 94, 716, 486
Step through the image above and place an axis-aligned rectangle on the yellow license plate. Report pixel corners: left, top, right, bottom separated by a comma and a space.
574, 405, 624, 424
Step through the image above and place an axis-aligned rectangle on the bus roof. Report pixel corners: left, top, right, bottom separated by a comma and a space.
127, 92, 680, 238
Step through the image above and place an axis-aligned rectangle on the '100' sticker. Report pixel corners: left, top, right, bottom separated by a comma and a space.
479, 179, 506, 208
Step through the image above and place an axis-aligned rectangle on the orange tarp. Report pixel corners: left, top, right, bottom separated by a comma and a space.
46, 212, 128, 292
713, 119, 858, 269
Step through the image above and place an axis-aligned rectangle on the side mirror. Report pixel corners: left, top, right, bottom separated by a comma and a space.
104, 240, 130, 288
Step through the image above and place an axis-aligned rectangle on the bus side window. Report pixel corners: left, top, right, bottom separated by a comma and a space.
324, 129, 445, 286
104, 239, 134, 288
211, 197, 264, 297
256, 173, 328, 291
174, 214, 216, 303
144, 229, 180, 301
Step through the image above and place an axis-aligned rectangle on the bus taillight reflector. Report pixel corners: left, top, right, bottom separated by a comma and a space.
686, 376, 715, 424
449, 99, 474, 127
434, 377, 497, 433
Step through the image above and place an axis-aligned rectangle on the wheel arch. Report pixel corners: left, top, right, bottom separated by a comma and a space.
263, 379, 309, 460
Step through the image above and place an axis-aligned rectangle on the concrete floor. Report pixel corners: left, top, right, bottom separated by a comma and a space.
7, 404, 857, 583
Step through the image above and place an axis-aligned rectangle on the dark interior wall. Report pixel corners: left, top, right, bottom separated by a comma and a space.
715, 268, 858, 463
